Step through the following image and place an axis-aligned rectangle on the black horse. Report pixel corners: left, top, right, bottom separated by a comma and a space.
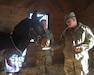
0, 11, 48, 75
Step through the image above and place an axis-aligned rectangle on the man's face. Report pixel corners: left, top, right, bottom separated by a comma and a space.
66, 17, 77, 28
42, 21, 47, 29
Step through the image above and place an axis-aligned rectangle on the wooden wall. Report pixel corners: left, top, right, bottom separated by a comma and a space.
0, 5, 26, 32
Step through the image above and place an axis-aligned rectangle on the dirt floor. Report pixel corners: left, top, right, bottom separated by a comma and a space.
1, 64, 94, 75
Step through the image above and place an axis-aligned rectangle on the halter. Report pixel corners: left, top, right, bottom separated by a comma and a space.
9, 27, 42, 55
10, 32, 22, 55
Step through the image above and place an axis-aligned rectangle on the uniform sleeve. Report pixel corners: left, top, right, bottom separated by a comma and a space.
51, 32, 65, 51
80, 26, 94, 51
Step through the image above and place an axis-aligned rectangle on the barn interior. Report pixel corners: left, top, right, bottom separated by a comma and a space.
0, 0, 94, 75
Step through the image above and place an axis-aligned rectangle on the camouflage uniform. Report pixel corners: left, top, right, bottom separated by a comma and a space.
53, 12, 94, 75
36, 29, 54, 75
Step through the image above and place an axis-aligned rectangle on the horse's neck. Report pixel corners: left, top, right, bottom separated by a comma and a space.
11, 25, 30, 51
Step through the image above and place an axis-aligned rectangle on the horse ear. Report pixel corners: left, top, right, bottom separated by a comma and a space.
32, 10, 43, 20
32, 10, 37, 19
22, 49, 27, 56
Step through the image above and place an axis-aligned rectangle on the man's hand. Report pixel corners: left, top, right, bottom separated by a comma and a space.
51, 51, 54, 56
74, 46, 81, 52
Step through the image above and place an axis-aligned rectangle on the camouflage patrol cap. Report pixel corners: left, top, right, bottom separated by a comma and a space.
65, 12, 76, 20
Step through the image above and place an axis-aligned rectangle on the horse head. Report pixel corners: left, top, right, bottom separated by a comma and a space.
29, 11, 49, 47
11, 10, 49, 51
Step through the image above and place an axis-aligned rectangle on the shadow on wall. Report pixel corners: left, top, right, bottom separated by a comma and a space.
89, 47, 94, 69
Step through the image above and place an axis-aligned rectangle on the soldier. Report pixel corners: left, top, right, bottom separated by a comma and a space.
36, 19, 54, 75
52, 12, 94, 75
